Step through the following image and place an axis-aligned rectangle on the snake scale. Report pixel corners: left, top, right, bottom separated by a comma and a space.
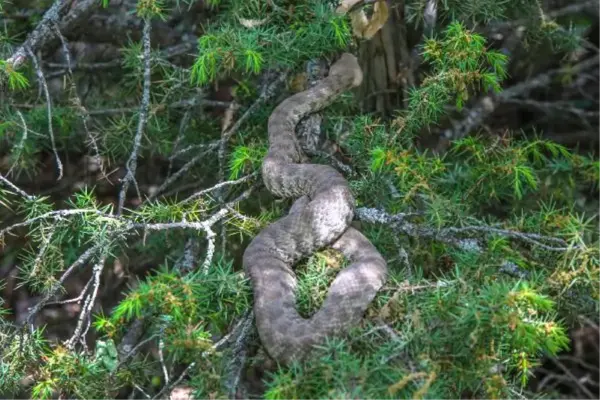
243, 53, 388, 364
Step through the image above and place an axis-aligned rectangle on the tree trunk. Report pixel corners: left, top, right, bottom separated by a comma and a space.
356, 0, 415, 115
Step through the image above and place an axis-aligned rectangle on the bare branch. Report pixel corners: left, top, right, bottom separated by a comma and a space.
152, 362, 196, 400
217, 71, 289, 190
24, 242, 104, 326
355, 206, 580, 252
441, 55, 599, 142
6, 111, 30, 176
25, 46, 64, 180
223, 311, 255, 398
146, 142, 221, 202
158, 336, 170, 386
66, 253, 107, 349
6, 0, 98, 70
0, 173, 34, 200
180, 173, 257, 205
52, 24, 102, 165
117, 18, 152, 215
0, 209, 119, 237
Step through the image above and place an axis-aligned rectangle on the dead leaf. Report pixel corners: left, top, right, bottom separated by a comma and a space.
337, 0, 389, 40
336, 0, 363, 14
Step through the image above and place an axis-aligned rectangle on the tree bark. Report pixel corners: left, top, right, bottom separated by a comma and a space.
356, 0, 414, 115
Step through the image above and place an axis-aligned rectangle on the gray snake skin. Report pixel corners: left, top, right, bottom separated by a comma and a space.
243, 53, 388, 364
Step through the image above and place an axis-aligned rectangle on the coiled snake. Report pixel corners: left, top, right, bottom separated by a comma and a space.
243, 53, 388, 364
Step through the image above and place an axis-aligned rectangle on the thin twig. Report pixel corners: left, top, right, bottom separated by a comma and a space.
0, 209, 119, 237
0, 173, 34, 200
146, 142, 220, 202
6, 0, 98, 70
117, 18, 152, 215
66, 253, 107, 349
45, 275, 94, 306
51, 24, 102, 166
152, 362, 196, 400
547, 357, 596, 398
355, 207, 579, 252
168, 141, 220, 161
28, 227, 56, 278
217, 71, 289, 182
441, 55, 599, 141
24, 242, 104, 326
181, 173, 257, 205
158, 336, 169, 386
6, 111, 29, 176
115, 334, 159, 371
25, 46, 63, 180
167, 110, 193, 179
132, 383, 152, 399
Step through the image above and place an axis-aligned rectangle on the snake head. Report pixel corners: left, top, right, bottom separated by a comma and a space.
329, 53, 363, 87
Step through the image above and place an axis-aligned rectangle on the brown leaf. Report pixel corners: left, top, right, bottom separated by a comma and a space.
338, 0, 389, 40
336, 0, 363, 14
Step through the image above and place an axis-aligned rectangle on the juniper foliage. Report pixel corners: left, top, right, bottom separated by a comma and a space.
0, 0, 598, 399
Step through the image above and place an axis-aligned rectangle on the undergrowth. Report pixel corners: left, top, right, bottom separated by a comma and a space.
0, 0, 597, 398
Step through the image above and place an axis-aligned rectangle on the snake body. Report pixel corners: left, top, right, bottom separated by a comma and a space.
243, 53, 388, 364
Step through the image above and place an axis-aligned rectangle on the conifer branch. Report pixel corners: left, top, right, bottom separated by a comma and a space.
6, 111, 29, 176
24, 242, 104, 327
223, 311, 254, 398
181, 173, 257, 205
6, 0, 98, 70
117, 17, 152, 216
28, 228, 56, 278
129, 209, 229, 232
66, 254, 106, 349
214, 70, 288, 255
158, 336, 169, 386
1, 1, 596, 397
51, 24, 102, 168
217, 71, 289, 189
0, 173, 34, 200
146, 141, 221, 202
25, 46, 64, 181
488, 0, 599, 32
153, 362, 196, 400
0, 209, 118, 237
441, 55, 599, 141
19, 206, 234, 351
355, 206, 580, 251
45, 275, 94, 306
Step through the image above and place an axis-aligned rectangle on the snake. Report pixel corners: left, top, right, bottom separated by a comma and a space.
242, 53, 388, 364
